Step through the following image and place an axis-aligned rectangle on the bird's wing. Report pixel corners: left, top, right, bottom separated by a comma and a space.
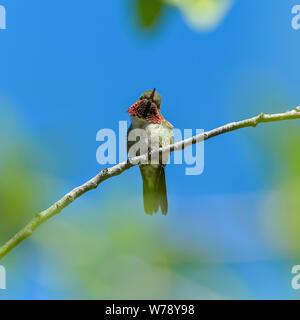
162, 119, 173, 129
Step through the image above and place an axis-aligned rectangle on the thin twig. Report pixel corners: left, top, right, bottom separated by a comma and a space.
0, 108, 300, 259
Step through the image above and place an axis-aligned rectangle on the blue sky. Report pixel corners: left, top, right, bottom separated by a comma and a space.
1, 0, 300, 299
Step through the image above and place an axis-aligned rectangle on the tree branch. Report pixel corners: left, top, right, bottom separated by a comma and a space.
1, 107, 300, 260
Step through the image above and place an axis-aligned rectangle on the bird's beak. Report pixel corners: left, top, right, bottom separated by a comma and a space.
149, 88, 156, 101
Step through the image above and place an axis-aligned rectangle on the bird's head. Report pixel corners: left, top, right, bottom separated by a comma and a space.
127, 89, 163, 124
139, 89, 162, 109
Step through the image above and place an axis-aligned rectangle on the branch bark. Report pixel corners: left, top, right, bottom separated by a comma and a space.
1, 107, 300, 260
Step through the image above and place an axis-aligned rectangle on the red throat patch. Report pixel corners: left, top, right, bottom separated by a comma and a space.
127, 99, 163, 124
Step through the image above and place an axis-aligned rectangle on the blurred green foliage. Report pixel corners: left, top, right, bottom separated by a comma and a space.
135, 0, 234, 31
137, 0, 164, 28
0, 103, 45, 244
267, 130, 300, 257
35, 211, 209, 299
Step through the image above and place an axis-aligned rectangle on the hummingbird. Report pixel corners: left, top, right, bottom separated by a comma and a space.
127, 89, 174, 215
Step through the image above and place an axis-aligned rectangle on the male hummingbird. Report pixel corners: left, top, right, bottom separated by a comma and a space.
127, 89, 174, 215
